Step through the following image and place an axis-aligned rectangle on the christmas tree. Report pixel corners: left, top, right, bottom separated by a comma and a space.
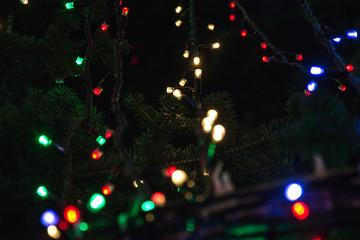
1, 0, 360, 239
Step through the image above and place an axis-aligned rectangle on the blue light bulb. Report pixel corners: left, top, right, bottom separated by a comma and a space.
332, 37, 341, 43
41, 210, 59, 227
346, 30, 358, 39
284, 183, 303, 201
310, 66, 324, 76
307, 81, 317, 92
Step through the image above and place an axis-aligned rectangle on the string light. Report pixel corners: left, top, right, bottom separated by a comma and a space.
165, 166, 177, 177
65, 2, 74, 9
207, 24, 215, 31
284, 183, 303, 201
101, 22, 109, 31
79, 222, 89, 231
338, 84, 346, 91
166, 87, 175, 93
346, 64, 354, 71
20, 0, 29, 4
310, 66, 324, 76
183, 50, 190, 58
179, 78, 187, 86
39, 135, 52, 147
64, 205, 80, 223
292, 202, 309, 220
151, 192, 166, 206
37, 186, 48, 198
91, 148, 103, 160
41, 210, 60, 227
211, 42, 220, 49
295, 54, 303, 61
88, 193, 106, 212
122, 7, 129, 16
194, 69, 202, 78
141, 201, 155, 211
93, 87, 103, 95
193, 56, 200, 65
307, 81, 317, 92
241, 30, 247, 37
346, 30, 358, 39
175, 6, 182, 14
230, 1, 236, 8
105, 129, 113, 139
202, 117, 214, 133
260, 42, 267, 49
229, 14, 236, 21
207, 109, 218, 119
175, 20, 182, 27
96, 136, 106, 145
332, 37, 341, 43
212, 124, 226, 142
76, 56, 84, 65
47, 225, 61, 239
102, 183, 115, 195
262, 56, 270, 62
172, 89, 182, 99
171, 170, 188, 187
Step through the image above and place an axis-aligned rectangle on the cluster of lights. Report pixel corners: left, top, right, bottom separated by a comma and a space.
333, 30, 358, 42
284, 183, 310, 220
201, 109, 226, 142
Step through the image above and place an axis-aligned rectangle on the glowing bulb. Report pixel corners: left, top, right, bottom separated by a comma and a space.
260, 42, 267, 49
207, 109, 218, 119
91, 148, 103, 160
76, 56, 84, 65
211, 42, 220, 49
202, 117, 215, 133
296, 54, 303, 61
175, 20, 182, 27
172, 89, 182, 99
39, 135, 52, 147
194, 69, 202, 78
101, 22, 109, 31
262, 56, 269, 62
193, 57, 200, 65
102, 183, 115, 195
47, 225, 61, 239
141, 201, 155, 211
332, 37, 341, 43
183, 50, 190, 58
79, 222, 89, 231
310, 66, 324, 76
96, 136, 106, 145
122, 7, 129, 16
166, 87, 175, 93
229, 14, 236, 21
37, 186, 48, 198
93, 87, 103, 95
165, 166, 177, 177
64, 206, 80, 223
230, 1, 235, 8
179, 78, 187, 86
175, 6, 182, 13
241, 30, 247, 37
292, 202, 309, 220
307, 81, 317, 92
346, 64, 354, 71
338, 84, 346, 92
65, 2, 74, 9
212, 124, 226, 142
207, 24, 214, 31
171, 170, 188, 187
20, 0, 29, 4
89, 193, 106, 211
151, 192, 166, 206
284, 183, 303, 201
41, 210, 59, 227
346, 30, 358, 39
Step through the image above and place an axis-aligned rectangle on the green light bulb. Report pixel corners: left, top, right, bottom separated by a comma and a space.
65, 2, 74, 9
37, 186, 48, 198
39, 135, 52, 147
88, 193, 106, 213
96, 136, 106, 145
76, 56, 84, 65
141, 201, 155, 212
79, 222, 89, 231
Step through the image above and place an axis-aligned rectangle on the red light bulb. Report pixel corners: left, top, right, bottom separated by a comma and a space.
260, 42, 267, 49
292, 201, 309, 220
102, 183, 114, 196
122, 7, 129, 16
151, 192, 166, 206
296, 54, 303, 61
105, 129, 113, 139
262, 56, 269, 62
229, 14, 236, 21
338, 84, 346, 91
346, 64, 354, 71
241, 30, 247, 37
58, 220, 69, 230
64, 206, 80, 223
91, 148, 103, 160
305, 90, 311, 96
101, 22, 109, 31
166, 166, 177, 177
93, 87, 103, 96
230, 1, 235, 8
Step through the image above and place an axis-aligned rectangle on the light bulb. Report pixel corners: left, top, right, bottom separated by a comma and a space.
166, 87, 175, 93
310, 66, 324, 76
47, 225, 61, 239
171, 170, 188, 187
193, 56, 200, 65
307, 81, 317, 92
183, 50, 190, 58
346, 30, 358, 39
284, 183, 303, 201
175, 6, 182, 13
207, 24, 214, 31
172, 89, 182, 99
101, 22, 109, 31
179, 78, 187, 86
207, 109, 218, 119
20, 0, 29, 4
211, 42, 220, 49
175, 20, 182, 27
212, 124, 226, 142
194, 69, 202, 78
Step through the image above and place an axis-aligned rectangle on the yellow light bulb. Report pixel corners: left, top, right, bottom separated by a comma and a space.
193, 56, 200, 65
175, 20, 182, 27
207, 24, 214, 31
202, 117, 215, 133
47, 225, 61, 239
179, 78, 187, 86
171, 170, 188, 187
194, 69, 202, 78
211, 42, 220, 49
173, 89, 182, 99
183, 50, 189, 58
175, 6, 182, 13
207, 109, 218, 119
167, 87, 175, 93
133, 181, 138, 188
212, 124, 226, 142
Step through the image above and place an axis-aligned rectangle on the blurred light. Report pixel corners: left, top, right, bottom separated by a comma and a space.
166, 87, 175, 93
211, 42, 220, 49
151, 192, 166, 206
241, 30, 247, 37
101, 22, 109, 31
310, 66, 324, 76
260, 42, 267, 49
284, 183, 303, 201
166, 166, 177, 177
193, 57, 200, 65
39, 135, 52, 147
229, 14, 236, 21
171, 170, 188, 187
141, 201, 155, 211
230, 1, 235, 8
122, 7, 129, 16
305, 89, 311, 96
37, 186, 48, 198
212, 125, 226, 142
187, 180, 195, 188
332, 37, 341, 43
207, 24, 214, 31
262, 56, 269, 62
145, 213, 154, 222
175, 20, 182, 27
186, 218, 195, 232
346, 30, 358, 39
93, 87, 103, 95
102, 183, 115, 195
207, 109, 218, 119
194, 69, 202, 78
202, 116, 215, 133
292, 201, 309, 220
173, 89, 182, 99
96, 136, 106, 145
338, 84, 346, 92
175, 6, 182, 13
132, 180, 143, 188
79, 222, 89, 231
179, 78, 187, 86
47, 225, 61, 239
183, 50, 189, 58
307, 81, 317, 92
64, 205, 80, 223
58, 221, 68, 231
76, 56, 84, 65
91, 148, 103, 160
41, 210, 59, 227
20, 0, 29, 4
88, 193, 106, 212
346, 64, 354, 71
65, 2, 74, 9
105, 129, 113, 139
295, 54, 303, 61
